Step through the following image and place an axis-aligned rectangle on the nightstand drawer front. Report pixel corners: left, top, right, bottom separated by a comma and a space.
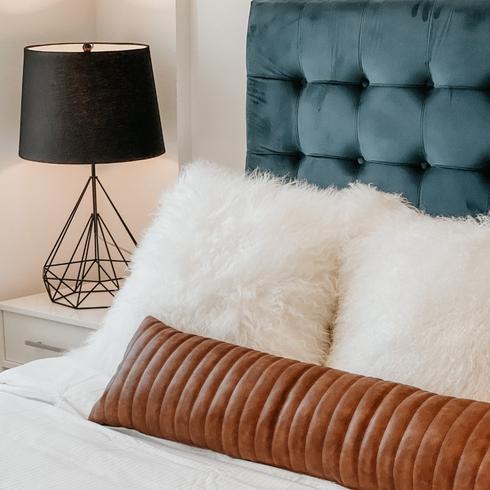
4, 312, 90, 364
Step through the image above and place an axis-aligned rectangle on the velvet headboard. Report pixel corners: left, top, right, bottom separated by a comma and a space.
246, 0, 490, 217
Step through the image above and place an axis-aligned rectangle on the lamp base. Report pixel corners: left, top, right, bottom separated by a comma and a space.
43, 164, 137, 309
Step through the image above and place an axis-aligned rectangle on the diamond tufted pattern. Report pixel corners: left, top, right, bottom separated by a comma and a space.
246, 0, 490, 216
90, 317, 490, 489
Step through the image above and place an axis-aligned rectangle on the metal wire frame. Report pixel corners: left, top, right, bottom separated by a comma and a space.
43, 163, 137, 309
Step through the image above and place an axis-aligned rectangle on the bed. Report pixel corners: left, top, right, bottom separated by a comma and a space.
1, 0, 489, 489
0, 358, 341, 489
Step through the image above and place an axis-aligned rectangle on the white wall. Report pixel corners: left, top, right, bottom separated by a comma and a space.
0, 0, 96, 301
0, 0, 252, 300
189, 0, 250, 171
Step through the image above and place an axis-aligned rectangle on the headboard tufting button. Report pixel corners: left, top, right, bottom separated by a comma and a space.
295, 78, 306, 88
420, 160, 429, 170
357, 156, 365, 165
361, 79, 369, 88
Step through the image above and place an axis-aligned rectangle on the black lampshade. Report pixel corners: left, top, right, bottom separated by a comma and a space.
19, 43, 165, 164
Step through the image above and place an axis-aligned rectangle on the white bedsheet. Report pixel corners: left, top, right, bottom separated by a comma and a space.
0, 358, 343, 490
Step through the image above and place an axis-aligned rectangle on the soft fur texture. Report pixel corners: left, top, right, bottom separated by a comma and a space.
72, 162, 415, 377
327, 210, 490, 402
74, 163, 345, 375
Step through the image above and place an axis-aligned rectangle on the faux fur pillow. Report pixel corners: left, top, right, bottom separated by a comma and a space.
72, 163, 413, 376
327, 211, 490, 402
74, 163, 346, 375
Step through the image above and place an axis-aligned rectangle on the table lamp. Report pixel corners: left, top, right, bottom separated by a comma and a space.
19, 42, 165, 309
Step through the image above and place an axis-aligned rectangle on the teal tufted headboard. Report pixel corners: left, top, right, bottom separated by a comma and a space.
246, 0, 490, 216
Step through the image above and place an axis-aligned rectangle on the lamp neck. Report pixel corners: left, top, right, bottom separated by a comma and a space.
91, 163, 99, 261
91, 163, 97, 216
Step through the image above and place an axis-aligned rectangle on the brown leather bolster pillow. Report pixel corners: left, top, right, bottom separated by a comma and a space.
90, 317, 490, 489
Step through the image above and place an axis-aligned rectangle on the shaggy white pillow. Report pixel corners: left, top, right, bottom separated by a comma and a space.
327, 209, 490, 402
74, 163, 346, 375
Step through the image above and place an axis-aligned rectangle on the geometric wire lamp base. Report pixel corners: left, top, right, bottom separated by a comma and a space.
43, 163, 136, 309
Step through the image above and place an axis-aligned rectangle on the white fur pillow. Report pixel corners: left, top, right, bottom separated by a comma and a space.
74, 163, 346, 375
327, 209, 490, 402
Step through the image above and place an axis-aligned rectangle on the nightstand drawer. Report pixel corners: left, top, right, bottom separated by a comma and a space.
3, 311, 91, 364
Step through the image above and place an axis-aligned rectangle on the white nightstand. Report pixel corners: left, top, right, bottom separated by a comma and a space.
0, 292, 108, 370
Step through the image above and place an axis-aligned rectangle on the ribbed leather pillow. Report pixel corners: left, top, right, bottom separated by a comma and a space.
90, 317, 490, 489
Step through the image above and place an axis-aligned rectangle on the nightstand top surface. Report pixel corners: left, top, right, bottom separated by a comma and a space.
0, 292, 108, 330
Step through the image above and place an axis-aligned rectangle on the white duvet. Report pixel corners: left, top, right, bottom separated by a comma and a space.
0, 358, 342, 490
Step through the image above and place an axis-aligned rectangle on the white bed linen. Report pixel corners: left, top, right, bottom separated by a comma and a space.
0, 358, 343, 490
